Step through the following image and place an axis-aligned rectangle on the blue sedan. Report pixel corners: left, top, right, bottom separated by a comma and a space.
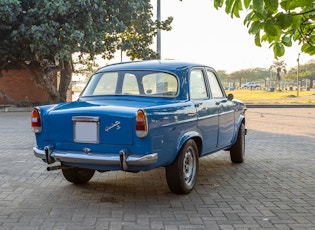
32, 60, 246, 194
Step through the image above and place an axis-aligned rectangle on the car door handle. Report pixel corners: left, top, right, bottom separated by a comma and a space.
216, 99, 227, 105
195, 102, 202, 108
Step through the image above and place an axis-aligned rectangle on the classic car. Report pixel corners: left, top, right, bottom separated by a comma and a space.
32, 60, 246, 194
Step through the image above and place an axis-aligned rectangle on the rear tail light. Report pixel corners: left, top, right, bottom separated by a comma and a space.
136, 109, 148, 138
31, 108, 42, 133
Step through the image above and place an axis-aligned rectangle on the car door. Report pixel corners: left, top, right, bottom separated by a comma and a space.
206, 69, 235, 148
189, 68, 219, 154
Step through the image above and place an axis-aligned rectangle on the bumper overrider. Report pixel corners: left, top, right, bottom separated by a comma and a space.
33, 146, 158, 171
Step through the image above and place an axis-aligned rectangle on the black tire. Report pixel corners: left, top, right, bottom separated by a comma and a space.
166, 139, 199, 194
62, 167, 95, 184
230, 123, 245, 163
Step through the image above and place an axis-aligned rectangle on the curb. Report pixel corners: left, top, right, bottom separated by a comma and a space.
246, 104, 315, 108
0, 107, 33, 113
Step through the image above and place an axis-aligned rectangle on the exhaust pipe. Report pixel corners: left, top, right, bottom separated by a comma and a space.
47, 165, 73, 171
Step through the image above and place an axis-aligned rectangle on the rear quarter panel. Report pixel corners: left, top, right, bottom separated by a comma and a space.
143, 100, 198, 166
230, 99, 246, 145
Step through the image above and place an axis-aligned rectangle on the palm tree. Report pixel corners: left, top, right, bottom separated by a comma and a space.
270, 60, 287, 90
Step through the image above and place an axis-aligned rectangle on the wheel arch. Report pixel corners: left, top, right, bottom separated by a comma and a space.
232, 115, 246, 145
177, 131, 202, 157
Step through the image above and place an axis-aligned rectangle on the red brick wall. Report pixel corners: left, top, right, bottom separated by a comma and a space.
0, 70, 50, 105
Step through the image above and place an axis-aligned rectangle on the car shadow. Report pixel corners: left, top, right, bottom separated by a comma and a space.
52, 151, 243, 202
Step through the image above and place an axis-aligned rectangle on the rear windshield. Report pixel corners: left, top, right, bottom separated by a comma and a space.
80, 71, 178, 98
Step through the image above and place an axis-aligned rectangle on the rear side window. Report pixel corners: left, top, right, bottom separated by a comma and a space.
206, 70, 224, 98
190, 69, 208, 100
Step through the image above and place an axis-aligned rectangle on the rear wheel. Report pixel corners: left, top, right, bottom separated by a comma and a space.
166, 139, 199, 194
62, 167, 95, 184
230, 123, 245, 163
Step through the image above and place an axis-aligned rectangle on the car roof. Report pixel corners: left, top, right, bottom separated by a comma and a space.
96, 60, 214, 73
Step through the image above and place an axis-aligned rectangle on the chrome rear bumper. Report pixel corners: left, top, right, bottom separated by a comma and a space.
33, 146, 158, 171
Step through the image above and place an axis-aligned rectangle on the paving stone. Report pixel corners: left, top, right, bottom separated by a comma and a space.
0, 109, 314, 229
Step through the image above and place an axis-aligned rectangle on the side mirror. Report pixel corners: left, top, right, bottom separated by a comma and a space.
227, 93, 234, 101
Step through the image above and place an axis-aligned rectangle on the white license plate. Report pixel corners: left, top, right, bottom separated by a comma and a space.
73, 117, 100, 144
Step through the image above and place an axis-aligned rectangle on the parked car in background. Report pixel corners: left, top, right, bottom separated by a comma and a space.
32, 60, 247, 194
241, 82, 261, 89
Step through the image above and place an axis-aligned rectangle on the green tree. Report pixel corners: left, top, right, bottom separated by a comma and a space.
0, 0, 172, 103
217, 70, 230, 86
212, 0, 315, 58
270, 60, 287, 81
229, 68, 269, 88
229, 69, 253, 87
287, 60, 315, 88
249, 68, 270, 86
300, 60, 315, 88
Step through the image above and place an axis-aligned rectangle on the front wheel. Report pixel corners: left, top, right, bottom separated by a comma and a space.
62, 167, 95, 184
166, 139, 199, 194
230, 123, 245, 163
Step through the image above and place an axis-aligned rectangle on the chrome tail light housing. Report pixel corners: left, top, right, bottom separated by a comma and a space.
31, 108, 42, 133
136, 109, 148, 138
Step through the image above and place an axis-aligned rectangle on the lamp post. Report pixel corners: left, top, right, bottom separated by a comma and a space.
297, 53, 300, 96
157, 0, 161, 59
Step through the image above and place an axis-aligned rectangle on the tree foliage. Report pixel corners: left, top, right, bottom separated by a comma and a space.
229, 67, 277, 87
270, 60, 286, 81
212, 0, 315, 58
229, 69, 256, 86
216, 70, 229, 84
227, 61, 315, 89
286, 60, 315, 88
0, 0, 172, 103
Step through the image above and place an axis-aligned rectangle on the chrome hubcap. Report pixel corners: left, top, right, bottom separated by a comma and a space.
183, 149, 195, 186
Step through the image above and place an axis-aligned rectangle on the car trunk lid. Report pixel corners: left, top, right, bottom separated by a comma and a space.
45, 101, 142, 145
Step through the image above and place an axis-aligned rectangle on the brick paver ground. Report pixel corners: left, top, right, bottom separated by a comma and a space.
0, 109, 314, 230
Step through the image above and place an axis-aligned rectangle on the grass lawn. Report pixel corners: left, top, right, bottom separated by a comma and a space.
226, 89, 315, 104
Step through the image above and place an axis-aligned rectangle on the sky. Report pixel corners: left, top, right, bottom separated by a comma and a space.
146, 0, 313, 73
